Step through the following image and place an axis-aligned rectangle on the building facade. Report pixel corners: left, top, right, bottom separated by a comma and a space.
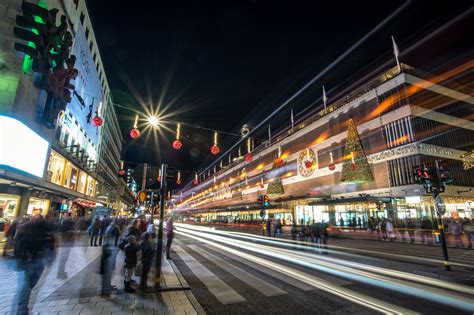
0, 0, 129, 226
174, 62, 474, 227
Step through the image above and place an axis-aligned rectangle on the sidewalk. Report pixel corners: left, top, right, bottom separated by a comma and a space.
0, 241, 205, 315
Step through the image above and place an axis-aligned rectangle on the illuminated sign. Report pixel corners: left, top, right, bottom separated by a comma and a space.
0, 116, 49, 177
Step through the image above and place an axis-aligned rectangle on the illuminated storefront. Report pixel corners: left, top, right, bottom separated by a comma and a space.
27, 197, 50, 216
0, 194, 20, 220
46, 150, 98, 198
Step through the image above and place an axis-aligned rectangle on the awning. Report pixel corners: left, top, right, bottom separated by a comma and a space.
309, 196, 392, 206
74, 198, 96, 208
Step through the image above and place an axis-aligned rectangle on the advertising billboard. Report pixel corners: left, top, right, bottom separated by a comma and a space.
68, 23, 104, 146
0, 116, 49, 177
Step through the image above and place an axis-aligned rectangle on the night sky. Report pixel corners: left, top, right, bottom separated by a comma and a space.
86, 0, 473, 186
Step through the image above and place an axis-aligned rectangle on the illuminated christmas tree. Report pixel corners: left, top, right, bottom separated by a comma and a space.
340, 118, 374, 182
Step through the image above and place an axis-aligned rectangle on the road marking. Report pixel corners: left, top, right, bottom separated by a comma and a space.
199, 244, 316, 291
174, 245, 246, 305
177, 230, 416, 314
188, 244, 287, 297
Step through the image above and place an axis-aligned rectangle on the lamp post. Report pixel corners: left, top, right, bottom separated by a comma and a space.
154, 164, 167, 290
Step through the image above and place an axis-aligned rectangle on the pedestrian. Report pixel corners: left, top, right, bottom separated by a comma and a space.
124, 235, 140, 292
352, 217, 357, 231
139, 232, 154, 291
100, 235, 118, 296
386, 219, 395, 241
165, 217, 175, 260
290, 222, 298, 241
11, 218, 55, 314
448, 220, 464, 248
398, 219, 407, 243
266, 219, 272, 237
311, 222, 322, 253
357, 217, 362, 230
106, 218, 122, 247
381, 219, 387, 240
275, 219, 282, 238
406, 218, 416, 244
98, 218, 108, 246
2, 219, 18, 257
461, 218, 473, 249
421, 217, 433, 244
339, 217, 345, 228
90, 219, 101, 246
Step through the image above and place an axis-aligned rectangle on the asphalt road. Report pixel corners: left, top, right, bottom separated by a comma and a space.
171, 223, 474, 315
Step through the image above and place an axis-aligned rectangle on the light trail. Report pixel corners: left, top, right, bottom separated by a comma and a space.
177, 223, 473, 270
175, 230, 415, 314
176, 224, 474, 312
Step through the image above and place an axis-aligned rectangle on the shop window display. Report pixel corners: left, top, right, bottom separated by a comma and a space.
63, 162, 79, 190
77, 171, 88, 194
0, 194, 20, 220
27, 197, 50, 216
47, 150, 66, 185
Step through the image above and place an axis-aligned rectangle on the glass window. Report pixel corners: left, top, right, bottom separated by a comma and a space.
27, 197, 50, 216
64, 162, 79, 190
0, 194, 20, 220
86, 176, 97, 196
47, 150, 66, 185
77, 171, 88, 194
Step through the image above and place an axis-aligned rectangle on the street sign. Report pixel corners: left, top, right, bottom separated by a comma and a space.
435, 195, 446, 216
260, 210, 266, 218
138, 190, 147, 202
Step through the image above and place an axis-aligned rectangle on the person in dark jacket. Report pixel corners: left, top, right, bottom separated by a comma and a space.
90, 219, 101, 246
123, 235, 140, 292
165, 217, 175, 260
139, 232, 154, 291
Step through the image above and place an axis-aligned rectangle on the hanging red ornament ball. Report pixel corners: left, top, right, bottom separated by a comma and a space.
245, 153, 253, 163
92, 116, 103, 127
350, 163, 357, 170
328, 163, 336, 171
304, 161, 313, 169
130, 128, 140, 139
118, 169, 125, 176
211, 145, 220, 155
193, 179, 199, 186
172, 139, 182, 150
176, 179, 182, 185
260, 184, 265, 189
275, 157, 283, 166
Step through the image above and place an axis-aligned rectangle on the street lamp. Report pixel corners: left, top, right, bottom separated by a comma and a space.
147, 116, 159, 127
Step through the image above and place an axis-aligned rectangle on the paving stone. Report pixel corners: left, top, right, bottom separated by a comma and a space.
58, 310, 82, 315
52, 304, 76, 312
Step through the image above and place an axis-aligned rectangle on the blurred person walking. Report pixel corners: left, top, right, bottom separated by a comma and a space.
165, 217, 175, 260
406, 218, 416, 244
448, 220, 464, 248
89, 219, 101, 246
123, 235, 140, 292
2, 219, 18, 257
462, 218, 473, 249
11, 218, 55, 315
139, 232, 154, 291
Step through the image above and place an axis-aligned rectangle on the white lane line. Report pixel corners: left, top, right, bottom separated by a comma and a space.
174, 245, 246, 305
201, 243, 350, 290
188, 244, 287, 297
178, 226, 474, 313
176, 230, 415, 314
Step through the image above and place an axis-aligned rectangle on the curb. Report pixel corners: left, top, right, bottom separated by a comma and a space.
167, 258, 206, 315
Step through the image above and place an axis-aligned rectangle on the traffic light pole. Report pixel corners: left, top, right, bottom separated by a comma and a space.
432, 191, 451, 271
154, 164, 167, 290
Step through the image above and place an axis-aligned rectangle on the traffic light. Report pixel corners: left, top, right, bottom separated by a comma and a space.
14, 2, 58, 73
413, 165, 433, 191
437, 161, 453, 185
413, 166, 423, 184
263, 195, 270, 207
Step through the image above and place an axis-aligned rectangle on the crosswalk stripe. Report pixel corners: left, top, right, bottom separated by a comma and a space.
188, 244, 287, 297
174, 245, 246, 305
